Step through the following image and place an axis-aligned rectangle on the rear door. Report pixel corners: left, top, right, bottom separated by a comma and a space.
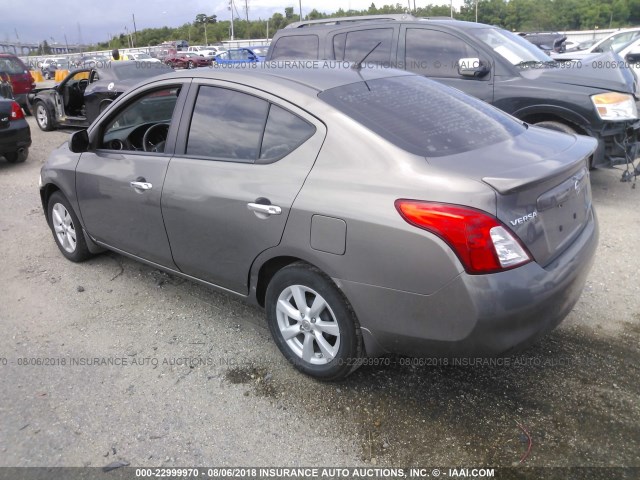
161, 81, 326, 294
332, 26, 399, 66
398, 26, 494, 103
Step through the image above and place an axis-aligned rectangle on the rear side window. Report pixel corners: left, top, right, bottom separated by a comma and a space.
187, 86, 269, 161
270, 35, 319, 60
259, 105, 316, 162
319, 75, 524, 157
0, 56, 26, 74
333, 29, 394, 64
405, 29, 479, 78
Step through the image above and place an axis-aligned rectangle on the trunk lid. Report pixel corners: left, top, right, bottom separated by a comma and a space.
428, 126, 597, 267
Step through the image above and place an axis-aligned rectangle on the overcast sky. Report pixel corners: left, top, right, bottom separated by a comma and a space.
0, 0, 465, 45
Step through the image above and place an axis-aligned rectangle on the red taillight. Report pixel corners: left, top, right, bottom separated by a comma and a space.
10, 101, 24, 120
395, 200, 530, 274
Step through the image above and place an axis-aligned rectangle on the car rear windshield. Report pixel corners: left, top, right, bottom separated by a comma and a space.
0, 56, 26, 74
318, 75, 524, 157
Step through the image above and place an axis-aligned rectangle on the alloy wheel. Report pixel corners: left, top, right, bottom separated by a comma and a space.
52, 203, 77, 253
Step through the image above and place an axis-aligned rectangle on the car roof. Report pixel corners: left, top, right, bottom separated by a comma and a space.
159, 64, 415, 93
274, 18, 492, 39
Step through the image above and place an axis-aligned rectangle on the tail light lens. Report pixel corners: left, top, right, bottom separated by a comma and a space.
395, 200, 531, 274
10, 101, 24, 120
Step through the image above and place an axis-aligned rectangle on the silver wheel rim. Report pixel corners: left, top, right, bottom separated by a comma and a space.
52, 203, 77, 253
276, 285, 340, 365
36, 104, 48, 128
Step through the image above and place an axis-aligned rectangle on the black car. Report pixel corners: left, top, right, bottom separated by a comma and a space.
29, 60, 172, 131
267, 16, 640, 168
520, 32, 567, 54
0, 75, 31, 163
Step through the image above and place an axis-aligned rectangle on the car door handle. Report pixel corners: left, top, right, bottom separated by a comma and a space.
247, 203, 282, 215
130, 181, 152, 191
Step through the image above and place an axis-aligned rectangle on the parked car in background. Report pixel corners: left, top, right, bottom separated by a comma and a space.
40, 56, 67, 72
187, 45, 219, 57
553, 27, 640, 60
30, 61, 172, 131
565, 39, 598, 52
0, 54, 35, 114
520, 32, 567, 54
0, 74, 31, 163
40, 65, 599, 380
247, 46, 269, 60
42, 59, 73, 80
267, 16, 640, 169
214, 48, 263, 65
164, 52, 212, 69
121, 52, 161, 63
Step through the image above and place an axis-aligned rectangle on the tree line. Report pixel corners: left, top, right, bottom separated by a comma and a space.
91, 1, 640, 50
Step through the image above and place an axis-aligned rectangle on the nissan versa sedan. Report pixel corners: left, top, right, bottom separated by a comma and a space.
39, 65, 599, 380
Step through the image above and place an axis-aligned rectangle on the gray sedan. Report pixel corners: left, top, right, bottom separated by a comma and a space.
39, 65, 598, 380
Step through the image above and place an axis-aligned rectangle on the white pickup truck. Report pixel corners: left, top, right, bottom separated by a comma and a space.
186, 46, 225, 57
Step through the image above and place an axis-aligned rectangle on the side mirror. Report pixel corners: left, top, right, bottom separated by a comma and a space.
69, 129, 90, 153
458, 58, 490, 78
625, 49, 640, 64
248, 55, 257, 61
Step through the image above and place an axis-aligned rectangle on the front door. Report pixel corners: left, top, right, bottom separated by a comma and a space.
76, 83, 186, 268
399, 26, 494, 103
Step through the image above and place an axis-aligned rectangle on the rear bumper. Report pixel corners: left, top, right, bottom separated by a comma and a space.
340, 209, 599, 358
0, 119, 32, 153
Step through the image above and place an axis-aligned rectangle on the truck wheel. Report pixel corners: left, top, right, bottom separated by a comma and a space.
35, 101, 54, 131
4, 148, 28, 163
534, 121, 576, 135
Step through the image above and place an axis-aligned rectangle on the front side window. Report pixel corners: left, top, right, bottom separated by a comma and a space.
101, 87, 180, 152
405, 29, 479, 77
186, 86, 268, 161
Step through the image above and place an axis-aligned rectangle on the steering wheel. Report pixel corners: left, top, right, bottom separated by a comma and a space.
78, 79, 89, 92
142, 123, 170, 153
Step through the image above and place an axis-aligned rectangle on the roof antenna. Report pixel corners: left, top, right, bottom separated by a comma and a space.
352, 41, 382, 71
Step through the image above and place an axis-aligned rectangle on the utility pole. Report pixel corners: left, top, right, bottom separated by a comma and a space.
299, 0, 302, 20
450, 0, 453, 19
132, 14, 138, 47
245, 0, 249, 22
230, 0, 235, 41
476, 0, 479, 23
266, 19, 269, 41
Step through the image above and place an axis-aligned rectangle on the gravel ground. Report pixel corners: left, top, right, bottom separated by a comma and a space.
0, 118, 638, 469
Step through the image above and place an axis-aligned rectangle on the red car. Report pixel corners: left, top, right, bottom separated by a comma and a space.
0, 54, 35, 114
164, 52, 212, 69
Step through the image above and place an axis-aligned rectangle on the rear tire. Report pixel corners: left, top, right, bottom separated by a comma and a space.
265, 262, 363, 381
47, 191, 93, 262
4, 148, 28, 163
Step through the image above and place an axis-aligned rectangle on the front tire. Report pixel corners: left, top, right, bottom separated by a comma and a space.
47, 192, 93, 262
187, 60, 195, 69
534, 120, 576, 135
35, 100, 54, 131
4, 148, 28, 163
265, 263, 363, 381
